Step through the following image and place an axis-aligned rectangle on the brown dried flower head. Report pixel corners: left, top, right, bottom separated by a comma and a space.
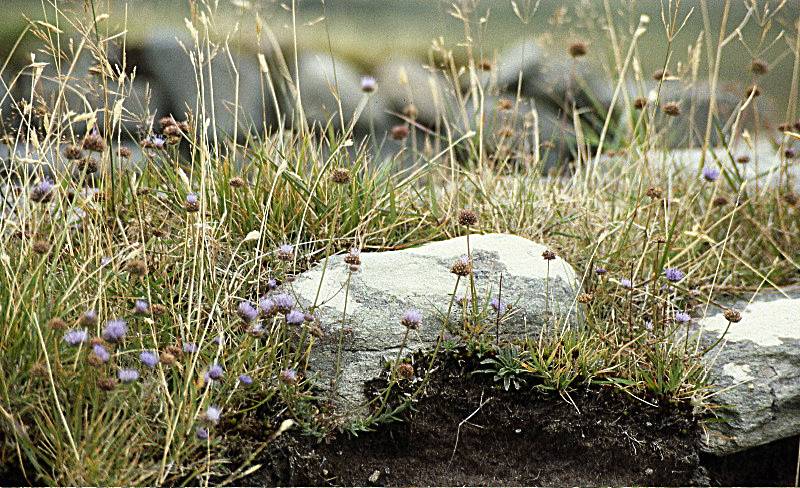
652, 69, 671, 81
577, 293, 593, 304
82, 133, 106, 153
331, 167, 351, 185
498, 98, 514, 111
736, 155, 750, 164
645, 187, 663, 199
542, 249, 556, 261
117, 146, 132, 159
64, 144, 85, 160
127, 259, 148, 277
568, 41, 588, 58
402, 104, 418, 119
745, 85, 761, 98
229, 176, 246, 189
98, 377, 117, 391
47, 317, 67, 330
712, 196, 729, 207
390, 124, 410, 141
750, 59, 768, 75
33, 240, 51, 255
450, 256, 473, 277
397, 362, 415, 380
662, 102, 681, 117
457, 209, 478, 227
723, 308, 742, 323
634, 97, 648, 110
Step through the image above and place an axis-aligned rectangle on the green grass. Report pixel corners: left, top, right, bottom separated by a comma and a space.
0, 0, 799, 485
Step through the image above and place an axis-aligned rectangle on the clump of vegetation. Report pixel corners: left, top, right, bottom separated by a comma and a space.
0, 0, 798, 485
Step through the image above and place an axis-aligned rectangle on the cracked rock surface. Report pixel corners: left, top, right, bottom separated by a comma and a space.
697, 288, 800, 455
291, 234, 579, 412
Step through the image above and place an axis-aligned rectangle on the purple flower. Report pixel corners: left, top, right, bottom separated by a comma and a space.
285, 310, 305, 325
620, 279, 633, 289
360, 76, 377, 93
207, 364, 224, 380
205, 406, 221, 424
237, 301, 259, 323
146, 134, 166, 149
195, 427, 209, 440
400, 309, 422, 329
30, 180, 54, 203
595, 267, 607, 276
702, 166, 720, 182
139, 350, 159, 368
81, 309, 98, 326
134, 299, 149, 315
277, 244, 294, 260
118, 368, 139, 383
186, 193, 198, 205
102, 319, 128, 342
93, 344, 110, 362
664, 267, 685, 283
490, 297, 508, 315
259, 298, 277, 316
63, 328, 89, 346
238, 374, 253, 385
273, 293, 295, 313
675, 312, 691, 324
644, 320, 654, 331
279, 368, 298, 385
266, 278, 278, 290
183, 342, 198, 354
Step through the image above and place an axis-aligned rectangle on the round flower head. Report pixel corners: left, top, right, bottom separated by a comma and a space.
401, 309, 422, 329
204, 406, 221, 424
186, 193, 198, 205
279, 368, 298, 385
664, 267, 685, 283
237, 301, 259, 323
450, 255, 473, 277
273, 293, 295, 313
702, 166, 720, 182
238, 374, 253, 385
63, 328, 89, 346
620, 278, 633, 289
286, 310, 305, 326
30, 180, 55, 203
266, 278, 278, 290
93, 344, 110, 363
360, 76, 377, 93
195, 427, 209, 440
595, 266, 607, 276
118, 368, 139, 383
490, 297, 508, 315
134, 299, 150, 315
344, 247, 361, 266
102, 319, 128, 343
674, 312, 691, 324
80, 309, 98, 326
140, 350, 159, 368
277, 244, 294, 261
183, 342, 198, 354
457, 209, 478, 227
259, 298, 277, 316
207, 364, 224, 380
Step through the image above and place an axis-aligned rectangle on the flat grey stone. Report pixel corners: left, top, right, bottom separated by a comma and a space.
289, 233, 579, 412
697, 289, 800, 455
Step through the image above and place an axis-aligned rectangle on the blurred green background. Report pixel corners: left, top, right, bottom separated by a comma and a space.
1, 0, 798, 118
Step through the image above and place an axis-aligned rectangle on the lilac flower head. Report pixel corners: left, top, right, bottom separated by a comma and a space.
664, 267, 685, 283
118, 368, 139, 383
644, 320, 654, 331
594, 267, 607, 276
237, 300, 259, 323
702, 166, 720, 182
400, 309, 423, 329
490, 297, 508, 315
675, 311, 691, 324
186, 193, 198, 205
360, 76, 377, 93
620, 278, 633, 289
183, 342, 198, 354
238, 374, 253, 385
195, 427, 209, 440
207, 363, 224, 380
80, 309, 98, 326
266, 278, 278, 290
146, 134, 166, 149
30, 180, 54, 203
286, 310, 305, 325
273, 293, 295, 313
64, 328, 89, 346
102, 319, 128, 343
134, 299, 150, 315
277, 244, 294, 260
139, 350, 159, 368
93, 344, 110, 362
279, 368, 298, 385
205, 406, 221, 424
259, 298, 277, 316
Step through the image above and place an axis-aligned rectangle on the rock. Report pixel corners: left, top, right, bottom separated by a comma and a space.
291, 233, 579, 411
697, 289, 800, 455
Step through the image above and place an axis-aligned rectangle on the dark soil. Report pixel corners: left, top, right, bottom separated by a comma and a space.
238, 350, 798, 487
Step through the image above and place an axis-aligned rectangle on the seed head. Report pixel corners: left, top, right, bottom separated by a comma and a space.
402, 104, 418, 119
723, 308, 742, 323
344, 247, 361, 266
390, 124, 410, 140
645, 187, 663, 199
478, 59, 492, 71
702, 166, 720, 182
750, 59, 768, 75
82, 132, 106, 152
652, 69, 670, 81
30, 180, 55, 203
783, 192, 798, 206
785, 148, 796, 159
712, 196, 729, 207
48, 317, 66, 329
577, 293, 593, 304
98, 377, 117, 391
664, 267, 685, 283
662, 102, 681, 117
397, 363, 415, 380
64, 328, 89, 346
331, 167, 351, 184
568, 41, 588, 58
736, 155, 750, 164
450, 255, 473, 277
634, 97, 648, 110
457, 209, 478, 227
117, 146, 132, 159
229, 176, 246, 188
64, 144, 84, 160
542, 250, 556, 261
498, 98, 513, 111
400, 309, 422, 329
118, 368, 139, 383
102, 319, 128, 343
160, 351, 176, 365
126, 259, 148, 277
280, 368, 298, 385
745, 85, 761, 98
